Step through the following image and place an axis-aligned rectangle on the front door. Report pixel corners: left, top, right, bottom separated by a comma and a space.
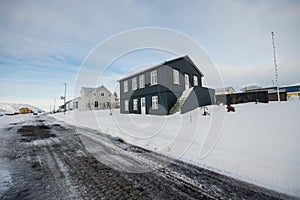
140, 97, 146, 114
185, 74, 189, 90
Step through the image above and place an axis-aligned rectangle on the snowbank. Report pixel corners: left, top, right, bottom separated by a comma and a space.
0, 114, 34, 128
52, 100, 300, 197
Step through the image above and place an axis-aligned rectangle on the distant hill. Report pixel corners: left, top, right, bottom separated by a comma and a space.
0, 103, 44, 115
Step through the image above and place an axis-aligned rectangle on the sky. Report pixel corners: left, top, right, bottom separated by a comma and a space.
0, 0, 299, 111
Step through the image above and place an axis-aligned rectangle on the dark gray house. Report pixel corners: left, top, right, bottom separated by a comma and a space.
118, 56, 215, 115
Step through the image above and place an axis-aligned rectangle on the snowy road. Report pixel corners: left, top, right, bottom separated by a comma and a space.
0, 114, 295, 199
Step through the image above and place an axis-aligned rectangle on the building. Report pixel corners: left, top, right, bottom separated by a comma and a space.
244, 84, 300, 101
281, 84, 300, 97
215, 87, 235, 95
216, 91, 269, 105
78, 85, 117, 111
19, 107, 33, 114
268, 90, 287, 101
118, 55, 215, 115
65, 97, 80, 111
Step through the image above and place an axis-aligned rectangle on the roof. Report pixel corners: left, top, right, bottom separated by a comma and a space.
215, 87, 235, 93
81, 85, 112, 97
280, 83, 300, 88
19, 107, 31, 110
268, 88, 286, 93
280, 85, 300, 92
81, 87, 95, 96
246, 84, 300, 93
117, 55, 204, 82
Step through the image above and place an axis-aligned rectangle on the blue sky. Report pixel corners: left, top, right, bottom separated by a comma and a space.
0, 0, 299, 111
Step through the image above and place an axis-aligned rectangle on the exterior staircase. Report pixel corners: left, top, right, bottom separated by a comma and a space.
169, 87, 194, 114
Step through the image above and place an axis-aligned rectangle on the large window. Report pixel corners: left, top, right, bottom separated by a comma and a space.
193, 75, 198, 86
133, 99, 138, 110
139, 74, 145, 88
152, 96, 158, 110
150, 70, 157, 85
132, 77, 137, 90
123, 80, 128, 92
124, 100, 129, 111
95, 101, 98, 108
173, 69, 180, 84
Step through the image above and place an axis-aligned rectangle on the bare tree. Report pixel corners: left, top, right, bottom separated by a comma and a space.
240, 85, 261, 92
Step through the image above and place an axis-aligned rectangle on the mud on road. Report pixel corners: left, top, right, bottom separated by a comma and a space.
0, 115, 295, 200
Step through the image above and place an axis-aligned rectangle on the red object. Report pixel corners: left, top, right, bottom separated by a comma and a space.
226, 104, 235, 112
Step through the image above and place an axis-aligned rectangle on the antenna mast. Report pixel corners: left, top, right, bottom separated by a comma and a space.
271, 32, 280, 102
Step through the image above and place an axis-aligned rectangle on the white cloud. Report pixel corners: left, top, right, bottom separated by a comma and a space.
0, 0, 300, 108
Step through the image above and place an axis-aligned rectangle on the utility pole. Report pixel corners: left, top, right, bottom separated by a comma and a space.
63, 83, 67, 114
271, 32, 280, 102
53, 98, 56, 113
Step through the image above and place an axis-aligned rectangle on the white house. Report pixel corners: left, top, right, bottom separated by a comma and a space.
65, 97, 80, 111
215, 87, 235, 95
78, 85, 117, 111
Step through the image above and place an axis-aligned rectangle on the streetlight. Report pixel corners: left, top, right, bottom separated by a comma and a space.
63, 83, 67, 114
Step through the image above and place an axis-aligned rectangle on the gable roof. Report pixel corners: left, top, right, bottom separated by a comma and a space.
164, 55, 204, 77
81, 85, 112, 97
215, 87, 235, 93
81, 87, 95, 96
117, 55, 204, 82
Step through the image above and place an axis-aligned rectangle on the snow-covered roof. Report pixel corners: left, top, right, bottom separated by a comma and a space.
81, 87, 95, 96
268, 88, 286, 93
215, 87, 235, 93
280, 83, 300, 88
117, 55, 204, 82
81, 85, 113, 97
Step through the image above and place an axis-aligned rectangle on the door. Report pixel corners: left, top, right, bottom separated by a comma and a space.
184, 74, 189, 90
140, 97, 146, 114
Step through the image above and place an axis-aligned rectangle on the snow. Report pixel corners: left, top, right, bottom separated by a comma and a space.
28, 138, 61, 146
0, 99, 298, 197
0, 103, 44, 115
0, 114, 33, 129
288, 95, 300, 102
52, 99, 300, 197
0, 168, 12, 195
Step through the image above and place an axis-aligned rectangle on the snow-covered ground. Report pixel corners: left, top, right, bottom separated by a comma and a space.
0, 103, 43, 115
0, 114, 33, 129
52, 98, 299, 197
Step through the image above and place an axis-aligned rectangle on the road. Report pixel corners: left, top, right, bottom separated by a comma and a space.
0, 114, 294, 199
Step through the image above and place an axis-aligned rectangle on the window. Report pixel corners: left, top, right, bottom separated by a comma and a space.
152, 96, 158, 110
123, 80, 128, 92
101, 92, 105, 96
150, 70, 157, 85
193, 75, 198, 86
133, 99, 138, 110
132, 77, 137, 90
173, 69, 180, 84
124, 100, 129, 111
95, 101, 98, 108
139, 74, 145, 88
184, 74, 189, 90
